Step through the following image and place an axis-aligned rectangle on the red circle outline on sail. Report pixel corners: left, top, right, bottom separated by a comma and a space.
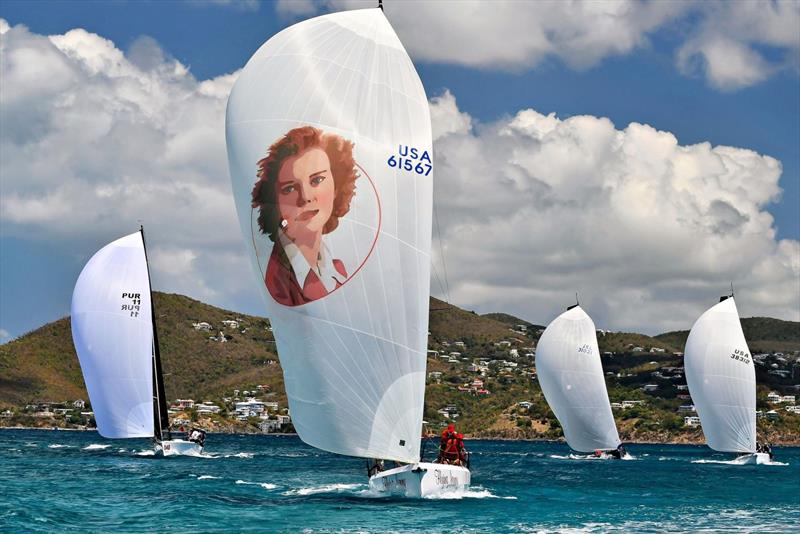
251, 161, 381, 307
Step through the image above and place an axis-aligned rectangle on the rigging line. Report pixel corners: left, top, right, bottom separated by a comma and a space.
430, 260, 447, 303
433, 204, 451, 304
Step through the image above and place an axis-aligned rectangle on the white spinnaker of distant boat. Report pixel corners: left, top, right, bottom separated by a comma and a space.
226, 8, 432, 463
71, 232, 154, 439
536, 306, 620, 452
684, 297, 755, 453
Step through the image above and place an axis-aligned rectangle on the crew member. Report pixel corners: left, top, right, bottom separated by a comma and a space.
441, 432, 461, 465
437, 423, 457, 463
189, 428, 206, 447
456, 432, 468, 466
608, 443, 626, 459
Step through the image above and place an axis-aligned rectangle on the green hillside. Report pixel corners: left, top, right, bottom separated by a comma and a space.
0, 292, 285, 407
481, 312, 545, 331
2, 293, 798, 444
429, 298, 521, 343
656, 317, 800, 353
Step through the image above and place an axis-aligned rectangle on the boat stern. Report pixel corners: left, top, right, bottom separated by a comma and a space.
368, 462, 470, 498
159, 439, 203, 457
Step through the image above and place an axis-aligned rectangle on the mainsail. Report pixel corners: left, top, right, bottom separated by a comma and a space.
71, 232, 156, 439
536, 306, 620, 452
226, 8, 432, 462
684, 297, 755, 453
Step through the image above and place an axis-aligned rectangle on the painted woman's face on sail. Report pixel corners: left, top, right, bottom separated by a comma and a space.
249, 125, 380, 307
277, 148, 335, 239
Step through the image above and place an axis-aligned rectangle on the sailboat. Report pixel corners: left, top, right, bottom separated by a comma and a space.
71, 228, 205, 457
536, 304, 626, 459
684, 293, 770, 465
225, 6, 469, 496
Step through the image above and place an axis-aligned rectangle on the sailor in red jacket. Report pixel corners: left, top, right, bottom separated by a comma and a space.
437, 423, 457, 463
456, 433, 468, 466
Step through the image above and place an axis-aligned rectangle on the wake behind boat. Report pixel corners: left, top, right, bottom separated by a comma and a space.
536, 304, 628, 460
684, 292, 774, 465
71, 227, 207, 457
225, 6, 469, 497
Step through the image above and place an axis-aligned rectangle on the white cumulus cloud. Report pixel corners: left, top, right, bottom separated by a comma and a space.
677, 0, 800, 91
333, 0, 686, 70
276, 0, 319, 18
0, 20, 796, 336
428, 91, 798, 332
322, 0, 798, 90
0, 20, 253, 310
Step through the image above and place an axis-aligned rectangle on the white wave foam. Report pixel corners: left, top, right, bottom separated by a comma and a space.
224, 452, 254, 459
83, 444, 111, 450
135, 450, 156, 456
424, 487, 517, 500
235, 480, 277, 490
48, 444, 70, 449
283, 483, 362, 496
691, 458, 787, 466
181, 449, 209, 458
197, 475, 220, 480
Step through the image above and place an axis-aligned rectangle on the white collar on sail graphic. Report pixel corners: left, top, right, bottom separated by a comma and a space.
278, 230, 347, 293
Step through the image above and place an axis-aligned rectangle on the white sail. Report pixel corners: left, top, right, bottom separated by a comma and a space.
684, 297, 755, 453
536, 306, 620, 452
71, 232, 155, 439
226, 8, 432, 462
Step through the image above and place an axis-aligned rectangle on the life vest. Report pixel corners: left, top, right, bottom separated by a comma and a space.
442, 437, 460, 464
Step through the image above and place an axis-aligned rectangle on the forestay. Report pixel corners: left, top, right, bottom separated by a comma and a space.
226, 8, 432, 463
71, 232, 155, 439
684, 297, 755, 453
536, 306, 620, 452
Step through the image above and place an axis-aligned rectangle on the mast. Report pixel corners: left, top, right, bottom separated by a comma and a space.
140, 225, 170, 441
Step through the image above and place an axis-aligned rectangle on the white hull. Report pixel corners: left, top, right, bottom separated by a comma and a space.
568, 452, 632, 461
732, 452, 771, 465
159, 439, 203, 457
368, 462, 470, 498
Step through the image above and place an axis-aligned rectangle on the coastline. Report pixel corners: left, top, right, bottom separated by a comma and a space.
3, 426, 799, 446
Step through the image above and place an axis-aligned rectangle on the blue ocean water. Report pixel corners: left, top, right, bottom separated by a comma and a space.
1, 429, 798, 533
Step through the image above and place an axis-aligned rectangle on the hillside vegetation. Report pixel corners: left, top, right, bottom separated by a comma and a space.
2, 293, 798, 444
0, 293, 284, 407
657, 317, 800, 353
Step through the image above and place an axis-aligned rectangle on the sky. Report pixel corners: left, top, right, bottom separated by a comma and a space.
1, 0, 798, 341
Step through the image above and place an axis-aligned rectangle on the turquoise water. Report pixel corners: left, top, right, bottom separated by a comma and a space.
1, 429, 798, 533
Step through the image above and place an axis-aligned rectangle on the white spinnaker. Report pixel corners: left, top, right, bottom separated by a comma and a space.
684, 297, 755, 453
71, 232, 155, 439
226, 9, 431, 463
536, 306, 620, 452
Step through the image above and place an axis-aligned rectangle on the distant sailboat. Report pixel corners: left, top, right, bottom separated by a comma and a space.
536, 304, 626, 459
684, 294, 770, 465
225, 6, 469, 496
71, 228, 206, 456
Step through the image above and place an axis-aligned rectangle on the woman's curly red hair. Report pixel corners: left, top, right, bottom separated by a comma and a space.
252, 126, 358, 242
